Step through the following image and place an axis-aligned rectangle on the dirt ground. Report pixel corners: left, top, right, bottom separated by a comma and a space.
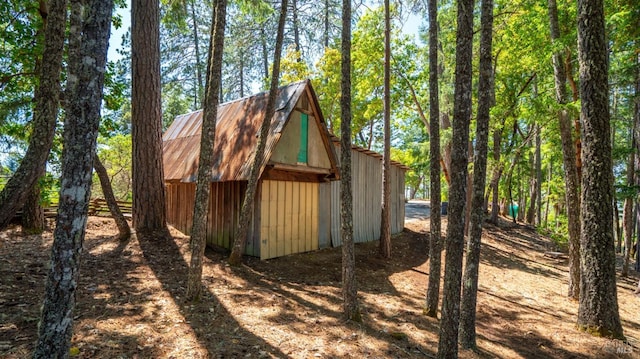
1, 214, 639, 358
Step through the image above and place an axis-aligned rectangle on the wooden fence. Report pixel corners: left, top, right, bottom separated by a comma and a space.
15, 198, 132, 219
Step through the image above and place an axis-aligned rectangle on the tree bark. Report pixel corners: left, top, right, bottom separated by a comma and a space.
189, 0, 204, 107
94, 154, 131, 241
339, 0, 360, 322
622, 142, 634, 277
535, 126, 542, 226
186, 0, 227, 301
576, 0, 624, 339
547, 0, 581, 299
460, 0, 493, 348
437, 0, 474, 356
261, 27, 269, 82
424, 0, 442, 318
21, 165, 45, 234
489, 129, 503, 224
378, 0, 391, 259
229, 0, 288, 266
0, 0, 66, 230
526, 125, 540, 225
291, 0, 301, 59
33, 0, 112, 356
131, 0, 170, 239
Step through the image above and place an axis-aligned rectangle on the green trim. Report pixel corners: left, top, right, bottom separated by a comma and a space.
298, 113, 308, 163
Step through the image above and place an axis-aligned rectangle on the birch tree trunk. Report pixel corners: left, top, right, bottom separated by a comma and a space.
34, 0, 112, 355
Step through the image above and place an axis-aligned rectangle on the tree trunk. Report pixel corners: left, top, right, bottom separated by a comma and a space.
460, 0, 493, 348
0, 0, 66, 230
339, 0, 360, 322
525, 152, 536, 225
21, 165, 45, 234
187, 0, 227, 301
464, 140, 474, 235
424, 0, 442, 318
324, 0, 330, 49
291, 0, 301, 59
544, 162, 552, 227
576, 0, 624, 339
261, 27, 269, 82
94, 155, 131, 241
437, 0, 474, 356
189, 0, 204, 107
131, 0, 170, 239
440, 112, 453, 186
622, 143, 634, 277
33, 0, 112, 356
229, 0, 288, 266
547, 0, 581, 299
535, 126, 542, 226
489, 129, 503, 224
565, 52, 583, 180
378, 0, 391, 259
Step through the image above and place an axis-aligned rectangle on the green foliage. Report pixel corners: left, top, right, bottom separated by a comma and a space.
275, 46, 311, 86
314, 47, 342, 134
92, 134, 133, 201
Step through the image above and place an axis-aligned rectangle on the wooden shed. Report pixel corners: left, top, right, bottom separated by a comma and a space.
162, 80, 406, 260
325, 138, 407, 248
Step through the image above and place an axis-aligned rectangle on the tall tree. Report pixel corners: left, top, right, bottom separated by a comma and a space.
424, 0, 442, 319
94, 155, 131, 241
189, 0, 205, 107
21, 165, 45, 234
33, 0, 113, 355
459, 0, 494, 348
576, 0, 624, 339
187, 0, 228, 301
228, 0, 288, 265
437, 0, 474, 356
621, 132, 634, 277
547, 0, 581, 300
131, 0, 171, 238
0, 0, 66, 230
379, 0, 391, 259
340, 0, 360, 321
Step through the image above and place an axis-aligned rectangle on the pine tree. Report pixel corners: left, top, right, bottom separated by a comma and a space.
576, 0, 624, 339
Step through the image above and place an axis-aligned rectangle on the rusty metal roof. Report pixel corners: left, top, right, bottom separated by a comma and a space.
163, 80, 338, 182
328, 135, 410, 171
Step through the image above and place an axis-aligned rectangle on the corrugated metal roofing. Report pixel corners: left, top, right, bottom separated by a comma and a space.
163, 80, 334, 182
328, 135, 410, 171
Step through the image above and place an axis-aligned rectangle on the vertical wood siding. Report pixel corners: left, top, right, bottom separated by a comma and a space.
260, 180, 319, 260
165, 181, 260, 256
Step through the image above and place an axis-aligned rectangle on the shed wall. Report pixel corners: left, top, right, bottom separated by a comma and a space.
165, 181, 260, 256
259, 180, 319, 260
328, 147, 406, 247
